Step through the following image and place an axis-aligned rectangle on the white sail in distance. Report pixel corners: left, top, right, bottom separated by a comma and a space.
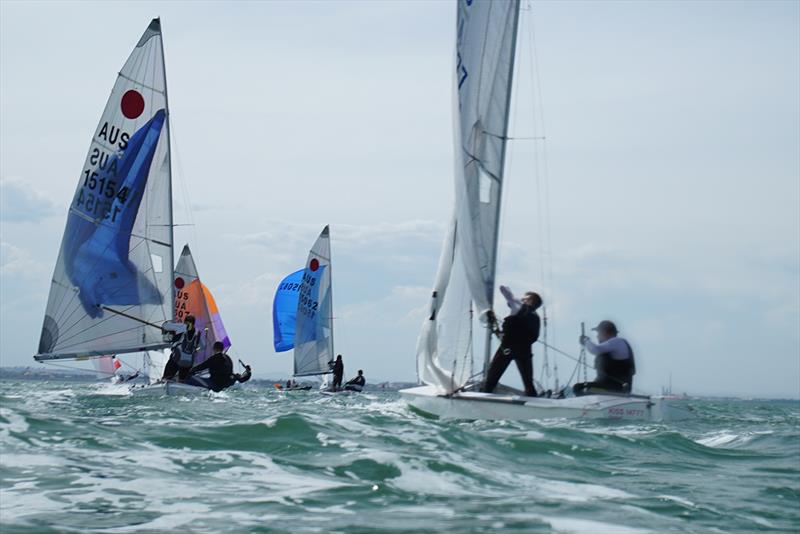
36, 19, 173, 361
417, 0, 521, 392
293, 226, 334, 377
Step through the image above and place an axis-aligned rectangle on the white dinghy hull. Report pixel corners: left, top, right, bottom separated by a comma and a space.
400, 385, 692, 422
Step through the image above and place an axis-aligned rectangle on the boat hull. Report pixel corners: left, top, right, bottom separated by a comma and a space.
399, 385, 692, 422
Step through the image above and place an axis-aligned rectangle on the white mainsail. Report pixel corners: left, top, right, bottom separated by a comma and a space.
293, 226, 334, 377
35, 19, 173, 361
417, 0, 520, 393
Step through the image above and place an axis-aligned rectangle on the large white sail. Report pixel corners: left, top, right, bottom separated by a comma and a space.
417, 0, 520, 392
293, 226, 334, 377
36, 19, 173, 360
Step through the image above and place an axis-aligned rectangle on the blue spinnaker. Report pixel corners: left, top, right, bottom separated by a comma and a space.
272, 269, 304, 352
64, 109, 166, 317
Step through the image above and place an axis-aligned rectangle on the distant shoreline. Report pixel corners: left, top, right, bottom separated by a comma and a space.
0, 367, 417, 392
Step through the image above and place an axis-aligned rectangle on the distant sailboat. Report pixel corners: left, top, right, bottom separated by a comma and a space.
272, 226, 334, 391
32, 19, 220, 396
399, 1, 689, 421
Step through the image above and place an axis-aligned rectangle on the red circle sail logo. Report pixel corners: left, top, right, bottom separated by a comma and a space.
121, 90, 145, 119
309, 259, 319, 272
174, 277, 185, 289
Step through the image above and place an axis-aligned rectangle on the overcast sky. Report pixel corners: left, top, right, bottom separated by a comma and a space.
1, 1, 798, 398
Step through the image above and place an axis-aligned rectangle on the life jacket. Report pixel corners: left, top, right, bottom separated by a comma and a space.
595, 340, 636, 389
175, 330, 201, 368
501, 306, 540, 353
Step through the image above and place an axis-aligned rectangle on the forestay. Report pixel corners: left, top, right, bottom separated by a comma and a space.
417, 0, 520, 393
36, 19, 173, 361
173, 245, 231, 365
293, 226, 334, 377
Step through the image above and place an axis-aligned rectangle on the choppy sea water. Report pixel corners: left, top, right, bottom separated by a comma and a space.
0, 379, 798, 533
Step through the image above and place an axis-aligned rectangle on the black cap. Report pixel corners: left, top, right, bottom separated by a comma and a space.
591, 320, 618, 334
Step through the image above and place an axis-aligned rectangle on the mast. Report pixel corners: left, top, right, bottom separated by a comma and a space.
158, 17, 176, 315
482, 1, 523, 376
326, 225, 335, 366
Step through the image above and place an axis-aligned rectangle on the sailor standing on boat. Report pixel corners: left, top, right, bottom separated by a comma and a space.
162, 314, 205, 381
574, 320, 636, 395
482, 287, 542, 397
330, 354, 344, 391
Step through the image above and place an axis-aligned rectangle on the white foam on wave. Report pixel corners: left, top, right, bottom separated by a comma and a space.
0, 407, 29, 437
544, 479, 634, 503
539, 515, 653, 534
91, 383, 131, 396
209, 451, 351, 503
657, 494, 696, 508
1, 453, 63, 468
695, 430, 757, 448
390, 462, 476, 496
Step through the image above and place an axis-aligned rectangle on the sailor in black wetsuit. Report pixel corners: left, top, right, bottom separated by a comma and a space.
573, 320, 636, 395
187, 341, 251, 392
344, 370, 366, 392
482, 289, 542, 397
330, 354, 344, 391
162, 314, 205, 381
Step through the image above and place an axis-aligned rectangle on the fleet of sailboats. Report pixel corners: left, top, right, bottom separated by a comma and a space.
29, 6, 691, 420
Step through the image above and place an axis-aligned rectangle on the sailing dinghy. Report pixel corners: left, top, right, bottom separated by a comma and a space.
33, 19, 228, 397
399, 1, 689, 422
131, 245, 234, 396
272, 226, 336, 392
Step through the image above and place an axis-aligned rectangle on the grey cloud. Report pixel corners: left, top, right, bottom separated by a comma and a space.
0, 177, 61, 223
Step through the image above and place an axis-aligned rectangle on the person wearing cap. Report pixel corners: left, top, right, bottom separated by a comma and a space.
574, 320, 636, 395
482, 288, 543, 397
161, 314, 205, 381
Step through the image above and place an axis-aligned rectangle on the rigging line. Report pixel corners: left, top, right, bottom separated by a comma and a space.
537, 339, 637, 391
536, 340, 593, 368
67, 208, 171, 248
54, 282, 167, 348
51, 320, 160, 354
528, 3, 557, 350
168, 115, 198, 261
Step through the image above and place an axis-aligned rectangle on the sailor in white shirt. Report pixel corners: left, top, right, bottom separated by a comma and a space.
574, 320, 636, 395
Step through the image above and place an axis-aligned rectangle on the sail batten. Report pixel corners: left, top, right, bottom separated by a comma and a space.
35, 19, 173, 361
